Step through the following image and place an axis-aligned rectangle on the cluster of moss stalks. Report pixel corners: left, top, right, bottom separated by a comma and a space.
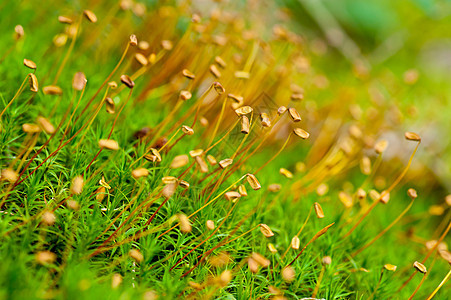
0, 1, 450, 299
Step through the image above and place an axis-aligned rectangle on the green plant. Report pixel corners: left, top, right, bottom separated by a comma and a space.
1, 1, 450, 299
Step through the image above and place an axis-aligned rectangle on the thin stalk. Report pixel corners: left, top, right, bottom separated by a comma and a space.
343, 141, 420, 238
0, 75, 28, 119
312, 265, 326, 298
230, 113, 254, 160
352, 198, 415, 257
52, 14, 82, 85
206, 95, 227, 148
425, 269, 451, 300
15, 135, 38, 171
255, 132, 292, 175
280, 207, 313, 261
76, 87, 110, 148
368, 269, 385, 300
8, 133, 33, 169
181, 223, 260, 278
85, 88, 133, 172
204, 119, 240, 153
59, 85, 86, 146
408, 274, 427, 300
150, 100, 184, 144
76, 42, 131, 121
288, 223, 335, 266
89, 186, 161, 245
399, 221, 451, 292
361, 153, 383, 188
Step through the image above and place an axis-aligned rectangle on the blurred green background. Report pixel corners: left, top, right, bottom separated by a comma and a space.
276, 0, 451, 194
